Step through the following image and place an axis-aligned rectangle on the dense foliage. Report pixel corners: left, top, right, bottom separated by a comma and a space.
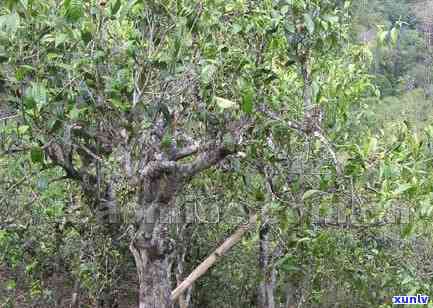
1, 0, 433, 307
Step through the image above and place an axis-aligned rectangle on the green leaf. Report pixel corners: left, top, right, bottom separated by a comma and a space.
378, 30, 388, 45
55, 33, 68, 47
5, 0, 19, 10
64, 0, 83, 22
223, 133, 235, 148
401, 222, 413, 238
215, 96, 237, 109
201, 64, 217, 84
303, 13, 314, 34
118, 0, 139, 20
25, 82, 48, 110
0, 12, 20, 34
284, 23, 295, 33
0, 230, 7, 242
111, 99, 130, 112
110, 0, 122, 15
363, 136, 377, 157
69, 106, 83, 119
0, 51, 8, 63
18, 125, 29, 134
6, 280, 16, 290
269, 201, 280, 209
276, 255, 299, 273
37, 177, 49, 191
81, 30, 92, 44
232, 23, 242, 34
302, 189, 321, 200
30, 147, 44, 163
254, 190, 265, 202
312, 81, 320, 101
322, 15, 339, 24
20, 65, 35, 72
160, 132, 173, 150
47, 53, 59, 61
280, 5, 289, 15
390, 27, 399, 45
241, 84, 254, 114
48, 119, 62, 132
393, 183, 412, 196
420, 200, 433, 217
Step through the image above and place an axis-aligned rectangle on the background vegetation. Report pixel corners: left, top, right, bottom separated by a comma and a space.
1, 0, 433, 307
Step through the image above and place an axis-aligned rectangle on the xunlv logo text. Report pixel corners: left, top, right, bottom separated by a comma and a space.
392, 294, 430, 305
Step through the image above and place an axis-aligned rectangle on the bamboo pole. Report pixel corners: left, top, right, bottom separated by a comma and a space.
171, 214, 257, 301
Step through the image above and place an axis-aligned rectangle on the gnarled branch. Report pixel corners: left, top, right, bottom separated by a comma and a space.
179, 144, 237, 177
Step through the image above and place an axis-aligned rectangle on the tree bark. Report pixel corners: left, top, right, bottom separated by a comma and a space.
257, 223, 276, 308
130, 244, 172, 308
46, 131, 237, 308
129, 169, 178, 308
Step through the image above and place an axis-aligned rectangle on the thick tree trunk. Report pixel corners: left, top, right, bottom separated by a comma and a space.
257, 223, 276, 308
46, 127, 237, 308
130, 244, 172, 308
